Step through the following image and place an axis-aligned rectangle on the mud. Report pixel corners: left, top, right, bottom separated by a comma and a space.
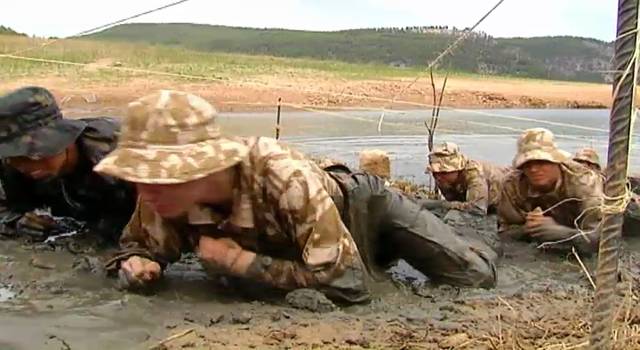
1, 111, 640, 349
3, 233, 640, 349
285, 289, 337, 313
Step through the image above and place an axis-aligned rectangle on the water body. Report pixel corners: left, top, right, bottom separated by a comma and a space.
1, 109, 639, 349
219, 108, 640, 184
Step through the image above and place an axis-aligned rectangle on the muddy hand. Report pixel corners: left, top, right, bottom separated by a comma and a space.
525, 207, 546, 229
118, 256, 161, 290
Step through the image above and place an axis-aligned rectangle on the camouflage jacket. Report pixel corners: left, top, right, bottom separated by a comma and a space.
497, 160, 604, 239
0, 118, 136, 238
438, 160, 510, 214
115, 137, 368, 298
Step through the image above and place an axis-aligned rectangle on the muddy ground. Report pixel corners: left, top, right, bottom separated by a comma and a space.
0, 76, 610, 117
2, 230, 640, 350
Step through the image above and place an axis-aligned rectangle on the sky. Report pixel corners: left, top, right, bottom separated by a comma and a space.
0, 0, 617, 41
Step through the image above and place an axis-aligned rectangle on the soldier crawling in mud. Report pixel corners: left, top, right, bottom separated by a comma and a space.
417, 142, 509, 254
0, 86, 136, 241
573, 147, 603, 174
97, 90, 498, 303
424, 142, 509, 215
498, 128, 604, 254
572, 147, 640, 233
573, 147, 640, 194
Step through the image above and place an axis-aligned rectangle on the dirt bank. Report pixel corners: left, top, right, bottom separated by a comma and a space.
0, 75, 610, 116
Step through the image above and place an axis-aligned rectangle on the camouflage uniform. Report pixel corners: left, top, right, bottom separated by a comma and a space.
573, 148, 602, 172
427, 142, 509, 214
0, 86, 136, 240
573, 148, 640, 234
498, 128, 604, 253
97, 90, 497, 302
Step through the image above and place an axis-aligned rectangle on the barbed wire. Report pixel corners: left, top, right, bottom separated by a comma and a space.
378, 0, 507, 132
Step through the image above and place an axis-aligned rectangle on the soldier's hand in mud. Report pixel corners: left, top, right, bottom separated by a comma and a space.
526, 222, 576, 243
525, 210, 557, 231
198, 236, 256, 275
443, 201, 468, 211
119, 256, 162, 289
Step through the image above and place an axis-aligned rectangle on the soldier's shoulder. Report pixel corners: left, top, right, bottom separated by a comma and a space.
77, 117, 121, 164
79, 117, 121, 138
562, 160, 603, 192
501, 168, 523, 189
250, 137, 309, 161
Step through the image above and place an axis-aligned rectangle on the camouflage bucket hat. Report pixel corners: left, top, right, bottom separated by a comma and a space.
94, 90, 249, 184
573, 147, 601, 168
0, 86, 86, 158
513, 128, 571, 168
427, 142, 466, 173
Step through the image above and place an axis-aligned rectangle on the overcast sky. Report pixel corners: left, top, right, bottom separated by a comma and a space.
0, 0, 617, 41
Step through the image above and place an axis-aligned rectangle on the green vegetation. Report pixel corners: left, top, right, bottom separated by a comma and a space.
87, 23, 613, 83
0, 34, 442, 82
0, 26, 25, 36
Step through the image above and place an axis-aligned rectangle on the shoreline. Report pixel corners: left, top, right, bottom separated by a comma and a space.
0, 75, 611, 116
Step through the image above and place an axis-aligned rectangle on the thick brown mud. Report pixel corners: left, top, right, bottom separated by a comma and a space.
2, 232, 640, 349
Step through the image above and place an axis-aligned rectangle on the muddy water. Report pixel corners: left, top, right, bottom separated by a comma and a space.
1, 109, 639, 349
219, 108, 640, 183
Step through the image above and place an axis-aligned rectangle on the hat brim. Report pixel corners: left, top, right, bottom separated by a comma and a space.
514, 149, 571, 169
94, 137, 249, 184
0, 119, 86, 158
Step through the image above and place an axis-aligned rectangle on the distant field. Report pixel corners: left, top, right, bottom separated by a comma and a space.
0, 34, 610, 112
0, 35, 456, 82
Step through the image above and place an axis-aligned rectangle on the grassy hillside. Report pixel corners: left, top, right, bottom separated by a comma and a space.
88, 23, 613, 83
0, 26, 25, 36
0, 34, 440, 82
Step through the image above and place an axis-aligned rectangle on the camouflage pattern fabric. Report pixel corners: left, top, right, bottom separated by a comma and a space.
0, 86, 86, 158
95, 90, 249, 184
512, 128, 571, 169
498, 160, 604, 245
427, 142, 466, 172
113, 136, 368, 301
569, 148, 639, 236
0, 118, 136, 240
102, 90, 497, 302
573, 148, 602, 171
437, 159, 510, 215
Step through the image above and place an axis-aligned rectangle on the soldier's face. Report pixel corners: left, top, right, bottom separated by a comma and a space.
6, 151, 68, 180
522, 160, 562, 190
135, 167, 236, 218
433, 171, 461, 189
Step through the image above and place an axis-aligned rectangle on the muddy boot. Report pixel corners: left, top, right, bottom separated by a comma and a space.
443, 210, 502, 257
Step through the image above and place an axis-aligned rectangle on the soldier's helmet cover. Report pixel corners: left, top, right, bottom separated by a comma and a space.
428, 141, 467, 173
513, 128, 571, 169
95, 90, 249, 184
573, 147, 601, 170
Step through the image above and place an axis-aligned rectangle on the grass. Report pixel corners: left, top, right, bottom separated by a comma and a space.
0, 35, 531, 84
0, 35, 428, 81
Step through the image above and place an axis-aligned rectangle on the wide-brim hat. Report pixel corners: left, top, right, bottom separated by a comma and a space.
95, 136, 249, 184
513, 148, 571, 168
94, 90, 249, 184
0, 86, 86, 158
513, 128, 571, 168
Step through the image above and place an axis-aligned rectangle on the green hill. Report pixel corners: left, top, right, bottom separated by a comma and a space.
87, 23, 613, 83
0, 26, 25, 36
